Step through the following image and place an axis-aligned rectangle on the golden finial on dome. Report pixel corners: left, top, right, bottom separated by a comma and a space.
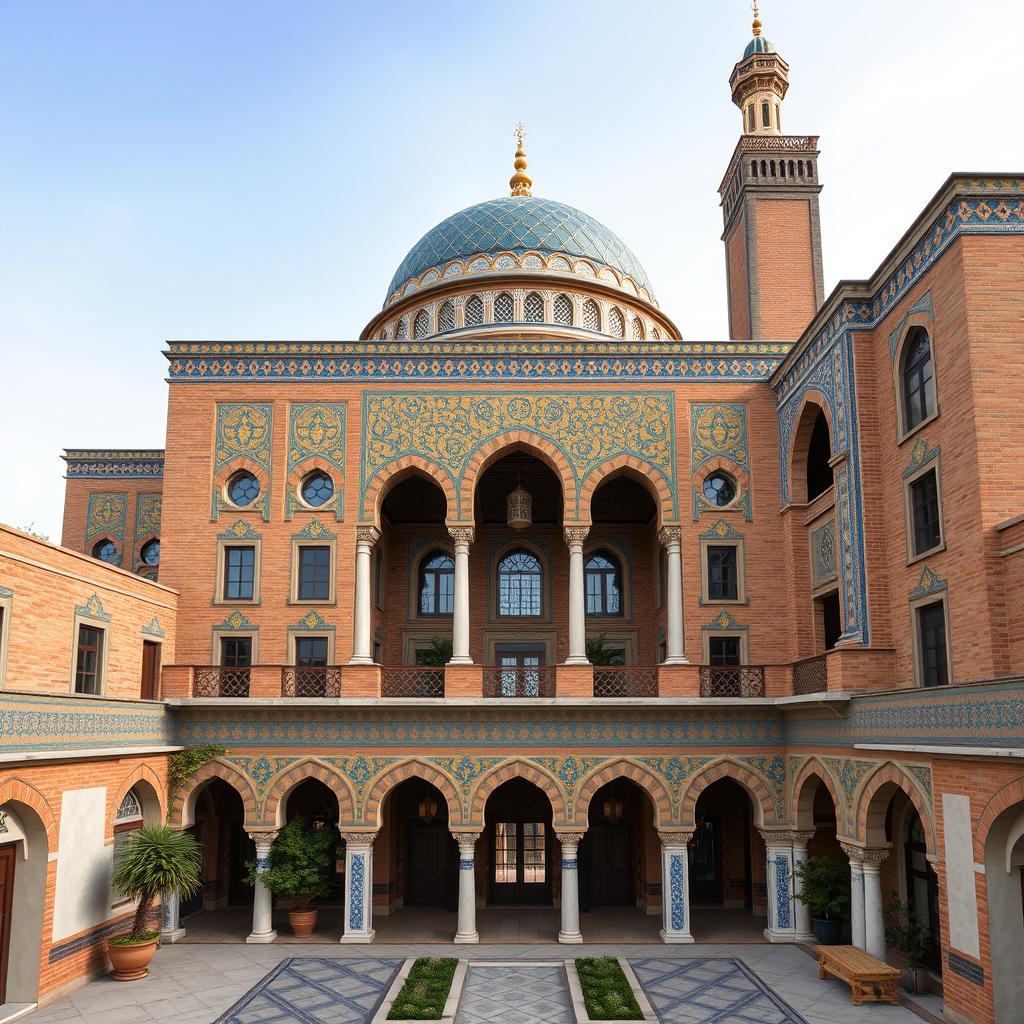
509, 121, 533, 198
751, 0, 762, 36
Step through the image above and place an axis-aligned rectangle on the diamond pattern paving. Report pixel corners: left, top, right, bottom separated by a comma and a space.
456, 964, 573, 1024
630, 957, 810, 1024
215, 957, 402, 1024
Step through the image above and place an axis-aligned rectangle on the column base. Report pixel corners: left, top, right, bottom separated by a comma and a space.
447, 656, 474, 666
659, 929, 694, 944
245, 930, 277, 944
454, 931, 480, 944
794, 931, 817, 943
662, 656, 690, 665
347, 656, 373, 666
558, 930, 584, 943
161, 927, 187, 943
763, 928, 798, 943
563, 656, 590, 666
339, 930, 375, 943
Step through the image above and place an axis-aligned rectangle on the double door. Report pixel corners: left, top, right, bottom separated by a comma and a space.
580, 825, 632, 909
491, 821, 550, 905
405, 823, 457, 909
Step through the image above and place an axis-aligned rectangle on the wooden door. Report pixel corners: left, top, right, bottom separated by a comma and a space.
406, 824, 456, 908
585, 826, 632, 907
141, 641, 160, 700
491, 821, 550, 905
0, 844, 16, 1005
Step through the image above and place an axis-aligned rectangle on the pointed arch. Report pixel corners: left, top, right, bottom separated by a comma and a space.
975, 777, 1024, 862
361, 457, 457, 525
579, 457, 675, 526
467, 759, 569, 827
678, 758, 776, 828
574, 758, 672, 828
169, 758, 260, 828
110, 763, 166, 835
361, 758, 461, 827
261, 757, 357, 827
0, 776, 57, 850
854, 761, 936, 855
791, 757, 844, 832
787, 390, 836, 506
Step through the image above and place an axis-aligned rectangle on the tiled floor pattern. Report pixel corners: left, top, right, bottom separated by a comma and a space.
456, 964, 573, 1024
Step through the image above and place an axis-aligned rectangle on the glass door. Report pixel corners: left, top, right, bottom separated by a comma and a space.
494, 645, 546, 697
491, 821, 549, 904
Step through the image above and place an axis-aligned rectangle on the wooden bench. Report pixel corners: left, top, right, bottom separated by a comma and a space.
817, 945, 901, 1006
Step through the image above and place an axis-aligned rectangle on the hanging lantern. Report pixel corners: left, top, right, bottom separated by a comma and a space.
603, 795, 623, 823
507, 484, 532, 530
417, 796, 438, 823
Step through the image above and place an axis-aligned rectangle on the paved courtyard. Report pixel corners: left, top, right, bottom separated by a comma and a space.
23, 944, 944, 1024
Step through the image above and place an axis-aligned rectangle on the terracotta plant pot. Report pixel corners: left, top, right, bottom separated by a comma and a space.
289, 907, 318, 937
107, 937, 159, 981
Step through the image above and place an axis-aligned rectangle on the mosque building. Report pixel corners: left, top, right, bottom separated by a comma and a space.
1, 9, 1023, 1024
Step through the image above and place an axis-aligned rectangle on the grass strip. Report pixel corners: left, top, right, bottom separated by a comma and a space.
575, 957, 644, 1021
387, 956, 458, 1020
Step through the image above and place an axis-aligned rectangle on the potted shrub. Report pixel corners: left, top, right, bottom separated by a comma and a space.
246, 816, 338, 937
107, 825, 201, 981
793, 855, 849, 944
884, 894, 932, 993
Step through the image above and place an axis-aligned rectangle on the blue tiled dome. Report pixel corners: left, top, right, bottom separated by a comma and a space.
743, 35, 775, 58
387, 196, 654, 299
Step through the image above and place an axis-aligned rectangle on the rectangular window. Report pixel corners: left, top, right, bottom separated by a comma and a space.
295, 636, 328, 667
910, 469, 941, 556
141, 640, 160, 700
221, 636, 252, 667
224, 546, 255, 601
298, 546, 331, 602
917, 601, 948, 687
75, 624, 104, 694
708, 635, 741, 667
707, 546, 739, 601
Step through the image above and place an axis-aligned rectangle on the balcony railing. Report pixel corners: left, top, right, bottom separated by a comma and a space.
698, 665, 765, 698
793, 655, 828, 695
592, 666, 659, 698
193, 666, 251, 698
281, 666, 343, 698
381, 667, 445, 698
483, 665, 556, 698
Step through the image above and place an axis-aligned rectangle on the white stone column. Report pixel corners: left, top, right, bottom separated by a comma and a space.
340, 830, 377, 943
349, 527, 379, 665
557, 831, 585, 942
658, 830, 694, 943
792, 831, 816, 942
659, 526, 688, 664
448, 527, 474, 665
565, 527, 590, 665
452, 831, 480, 943
841, 844, 867, 949
761, 831, 797, 943
245, 830, 278, 944
160, 891, 186, 943
862, 848, 889, 960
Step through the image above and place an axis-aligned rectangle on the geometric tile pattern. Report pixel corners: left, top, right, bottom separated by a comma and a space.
631, 957, 810, 1024
456, 964, 574, 1024
215, 957, 401, 1024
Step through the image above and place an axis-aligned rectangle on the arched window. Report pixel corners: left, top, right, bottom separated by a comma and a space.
775, 102, 781, 130
761, 100, 771, 128
418, 551, 454, 616
140, 538, 160, 565
112, 787, 145, 901
902, 327, 936, 431
92, 539, 118, 563
413, 308, 430, 338
497, 550, 542, 617
395, 315, 409, 340
746, 105, 755, 132
465, 294, 484, 327
631, 316, 645, 340
553, 293, 573, 326
608, 307, 625, 338
751, 160, 758, 178
806, 409, 834, 501
524, 291, 544, 322
582, 299, 600, 332
585, 551, 623, 616
493, 292, 514, 323
437, 298, 456, 333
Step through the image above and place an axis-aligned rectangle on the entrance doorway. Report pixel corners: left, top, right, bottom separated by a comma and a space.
0, 844, 15, 1004
903, 810, 941, 969
485, 779, 552, 906
580, 780, 649, 911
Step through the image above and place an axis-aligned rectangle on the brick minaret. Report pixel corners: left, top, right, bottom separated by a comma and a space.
719, 3, 824, 340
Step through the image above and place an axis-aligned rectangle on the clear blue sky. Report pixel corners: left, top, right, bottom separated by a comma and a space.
0, 1, 1018, 540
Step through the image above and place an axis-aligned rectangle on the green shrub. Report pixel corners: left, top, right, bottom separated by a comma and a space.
575, 958, 643, 1020
387, 957, 457, 1020
245, 816, 338, 909
793, 855, 850, 921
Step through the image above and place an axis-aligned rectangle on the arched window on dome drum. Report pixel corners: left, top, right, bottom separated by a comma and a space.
553, 294, 573, 326
438, 298, 456, 333
609, 307, 625, 338
902, 327, 936, 431
585, 551, 622, 617
497, 550, 542, 617
493, 292, 514, 323
465, 294, 484, 327
413, 308, 430, 339
583, 299, 600, 332
419, 550, 454, 617
631, 316, 645, 341
761, 100, 771, 128
524, 292, 544, 323
395, 316, 409, 340
751, 160, 758, 178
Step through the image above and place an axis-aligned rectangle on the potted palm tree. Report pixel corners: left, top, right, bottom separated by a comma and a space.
793, 855, 849, 944
884, 894, 932, 993
107, 825, 201, 981
246, 816, 338, 937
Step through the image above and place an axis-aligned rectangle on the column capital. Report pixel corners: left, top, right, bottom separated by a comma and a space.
355, 525, 381, 546
658, 830, 695, 848
840, 842, 890, 866
555, 830, 587, 846
448, 525, 475, 546
757, 828, 803, 847
246, 829, 278, 848
658, 524, 682, 548
790, 830, 816, 849
450, 830, 481, 847
339, 829, 379, 848
564, 526, 590, 548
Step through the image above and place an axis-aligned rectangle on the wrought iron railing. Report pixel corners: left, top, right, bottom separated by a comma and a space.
381, 667, 445, 698
592, 666, 659, 698
483, 665, 556, 698
793, 655, 828, 695
698, 665, 765, 698
281, 666, 342, 698
192, 666, 251, 698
